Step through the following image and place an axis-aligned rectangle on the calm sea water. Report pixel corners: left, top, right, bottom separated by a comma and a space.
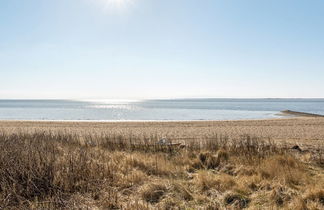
0, 99, 324, 121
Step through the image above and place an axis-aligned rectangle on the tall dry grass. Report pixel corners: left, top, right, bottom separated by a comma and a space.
0, 132, 323, 209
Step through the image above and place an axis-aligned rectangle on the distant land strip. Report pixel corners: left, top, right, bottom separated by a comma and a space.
281, 110, 324, 117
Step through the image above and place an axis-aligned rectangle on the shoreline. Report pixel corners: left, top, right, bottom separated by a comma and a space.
1, 109, 322, 123
0, 116, 292, 123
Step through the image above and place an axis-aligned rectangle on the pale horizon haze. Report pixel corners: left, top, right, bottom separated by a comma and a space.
1, 0, 324, 99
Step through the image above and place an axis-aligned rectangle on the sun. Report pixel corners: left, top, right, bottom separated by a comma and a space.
98, 0, 133, 11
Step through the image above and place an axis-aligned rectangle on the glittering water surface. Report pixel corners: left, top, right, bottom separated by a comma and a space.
0, 99, 323, 121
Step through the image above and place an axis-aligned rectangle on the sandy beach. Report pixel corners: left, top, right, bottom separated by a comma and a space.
1, 117, 324, 151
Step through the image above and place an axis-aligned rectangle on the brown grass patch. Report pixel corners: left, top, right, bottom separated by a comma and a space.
0, 131, 322, 209
140, 183, 168, 204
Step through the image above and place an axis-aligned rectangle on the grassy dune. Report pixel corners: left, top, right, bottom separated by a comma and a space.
0, 119, 323, 209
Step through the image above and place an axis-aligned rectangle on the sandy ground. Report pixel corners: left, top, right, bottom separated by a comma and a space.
1, 117, 324, 151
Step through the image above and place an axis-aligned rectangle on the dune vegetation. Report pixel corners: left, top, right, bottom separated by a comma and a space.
0, 129, 323, 209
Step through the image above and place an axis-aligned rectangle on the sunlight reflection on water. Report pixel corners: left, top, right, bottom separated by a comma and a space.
0, 99, 323, 121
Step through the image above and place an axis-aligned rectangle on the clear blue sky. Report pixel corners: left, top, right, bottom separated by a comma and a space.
1, 0, 323, 99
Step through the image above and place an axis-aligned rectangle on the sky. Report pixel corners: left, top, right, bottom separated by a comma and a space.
0, 0, 324, 99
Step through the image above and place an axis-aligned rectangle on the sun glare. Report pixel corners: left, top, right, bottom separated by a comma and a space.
97, 0, 134, 12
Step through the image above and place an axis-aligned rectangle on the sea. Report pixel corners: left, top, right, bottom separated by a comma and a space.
0, 99, 323, 121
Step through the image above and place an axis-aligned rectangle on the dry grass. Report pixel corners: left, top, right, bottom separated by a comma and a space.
0, 120, 323, 209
